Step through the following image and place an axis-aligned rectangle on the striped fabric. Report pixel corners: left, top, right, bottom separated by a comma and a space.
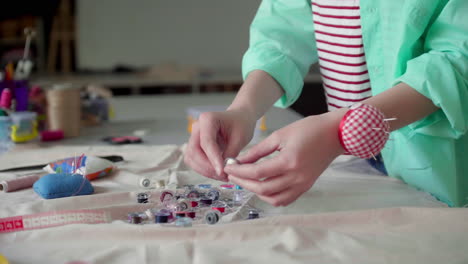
311, 0, 372, 111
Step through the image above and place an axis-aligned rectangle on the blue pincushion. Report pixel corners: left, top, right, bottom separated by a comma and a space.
33, 173, 94, 199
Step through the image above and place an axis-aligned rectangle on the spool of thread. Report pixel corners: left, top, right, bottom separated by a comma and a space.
137, 193, 149, 203
155, 213, 170, 224
0, 174, 41, 192
205, 210, 221, 225
212, 201, 227, 213
40, 130, 64, 142
0, 88, 12, 109
46, 86, 81, 138
160, 191, 174, 202
186, 211, 196, 219
206, 189, 220, 201
247, 209, 260, 220
175, 211, 186, 218
220, 184, 235, 190
177, 199, 189, 211
158, 209, 174, 221
186, 190, 200, 199
189, 199, 199, 208
212, 206, 225, 213
128, 213, 143, 224
200, 198, 213, 206
139, 177, 151, 188
198, 184, 211, 189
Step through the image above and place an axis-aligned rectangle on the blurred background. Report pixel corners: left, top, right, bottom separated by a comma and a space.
0, 0, 326, 117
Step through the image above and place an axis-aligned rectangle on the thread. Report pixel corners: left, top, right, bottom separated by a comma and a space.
205, 210, 221, 225
160, 191, 174, 202
200, 198, 213, 206
175, 211, 186, 218
0, 174, 41, 192
139, 177, 151, 188
186, 211, 196, 219
220, 184, 235, 190
186, 190, 200, 199
137, 193, 149, 203
158, 209, 173, 221
189, 200, 199, 208
40, 130, 64, 142
198, 184, 211, 189
128, 213, 143, 224
206, 189, 220, 201
0, 88, 12, 109
46, 86, 81, 138
155, 213, 169, 223
212, 206, 225, 213
247, 209, 260, 219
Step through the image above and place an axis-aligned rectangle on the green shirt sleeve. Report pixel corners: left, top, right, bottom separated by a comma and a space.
395, 0, 468, 139
242, 0, 318, 108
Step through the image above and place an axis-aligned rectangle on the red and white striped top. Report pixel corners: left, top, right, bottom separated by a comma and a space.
311, 0, 372, 111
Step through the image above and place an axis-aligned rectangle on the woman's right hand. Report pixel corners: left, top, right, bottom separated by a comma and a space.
184, 109, 257, 182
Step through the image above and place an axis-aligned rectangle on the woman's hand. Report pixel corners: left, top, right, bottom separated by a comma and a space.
184, 109, 257, 181
224, 109, 346, 206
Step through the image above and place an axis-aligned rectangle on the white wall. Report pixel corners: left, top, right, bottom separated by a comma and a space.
77, 0, 261, 71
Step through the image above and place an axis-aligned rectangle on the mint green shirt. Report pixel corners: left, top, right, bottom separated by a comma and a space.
242, 0, 468, 206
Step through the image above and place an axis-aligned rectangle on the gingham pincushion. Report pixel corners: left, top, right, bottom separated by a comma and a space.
338, 103, 390, 159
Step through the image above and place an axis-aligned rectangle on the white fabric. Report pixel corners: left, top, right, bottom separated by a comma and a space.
1, 145, 467, 264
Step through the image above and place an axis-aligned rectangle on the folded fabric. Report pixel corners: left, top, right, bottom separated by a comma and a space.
33, 173, 94, 199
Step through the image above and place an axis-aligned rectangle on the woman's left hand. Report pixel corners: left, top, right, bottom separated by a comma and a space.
224, 109, 346, 206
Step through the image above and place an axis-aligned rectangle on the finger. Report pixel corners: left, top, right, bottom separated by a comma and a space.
187, 147, 217, 178
224, 155, 285, 180
228, 173, 296, 197
199, 113, 224, 176
222, 135, 244, 161
237, 133, 279, 164
257, 186, 305, 207
185, 124, 221, 180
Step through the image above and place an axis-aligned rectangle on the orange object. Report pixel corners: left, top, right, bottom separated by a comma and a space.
5, 63, 14, 81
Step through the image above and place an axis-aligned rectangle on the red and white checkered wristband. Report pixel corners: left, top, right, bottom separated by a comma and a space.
338, 103, 390, 159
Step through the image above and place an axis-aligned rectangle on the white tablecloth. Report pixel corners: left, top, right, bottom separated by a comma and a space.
1, 144, 466, 264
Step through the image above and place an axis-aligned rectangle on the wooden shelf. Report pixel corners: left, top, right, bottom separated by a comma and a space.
0, 37, 25, 45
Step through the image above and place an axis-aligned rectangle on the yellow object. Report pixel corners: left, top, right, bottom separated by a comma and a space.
108, 105, 115, 119
11, 120, 38, 143
259, 116, 267, 131
187, 115, 195, 133
0, 254, 9, 264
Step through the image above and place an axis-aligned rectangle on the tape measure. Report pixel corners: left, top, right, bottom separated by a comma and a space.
0, 209, 109, 233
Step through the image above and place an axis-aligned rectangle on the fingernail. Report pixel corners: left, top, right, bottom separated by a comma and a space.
216, 167, 222, 177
